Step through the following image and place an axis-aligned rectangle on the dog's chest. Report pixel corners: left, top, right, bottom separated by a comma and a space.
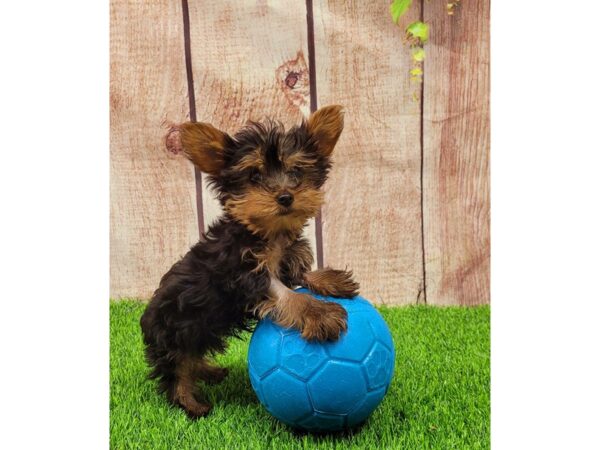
257, 236, 289, 276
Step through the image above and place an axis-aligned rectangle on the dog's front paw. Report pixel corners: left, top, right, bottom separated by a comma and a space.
301, 300, 348, 342
328, 269, 360, 298
304, 268, 360, 298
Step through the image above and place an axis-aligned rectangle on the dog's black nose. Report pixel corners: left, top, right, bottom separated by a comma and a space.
277, 192, 294, 207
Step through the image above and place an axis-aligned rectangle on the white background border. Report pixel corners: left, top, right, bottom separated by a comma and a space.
1, 1, 108, 448
1, 1, 599, 448
492, 1, 600, 448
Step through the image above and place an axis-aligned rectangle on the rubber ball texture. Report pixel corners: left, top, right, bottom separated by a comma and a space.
247, 288, 395, 432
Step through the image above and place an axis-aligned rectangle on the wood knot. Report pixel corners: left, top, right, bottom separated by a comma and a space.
276, 51, 309, 114
164, 126, 183, 157
285, 72, 300, 89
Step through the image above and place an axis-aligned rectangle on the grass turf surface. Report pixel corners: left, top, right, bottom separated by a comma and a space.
111, 301, 489, 449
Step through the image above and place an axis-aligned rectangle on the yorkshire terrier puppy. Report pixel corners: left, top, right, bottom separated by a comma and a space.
140, 105, 359, 418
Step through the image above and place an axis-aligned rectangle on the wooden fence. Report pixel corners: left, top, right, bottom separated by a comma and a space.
110, 0, 490, 305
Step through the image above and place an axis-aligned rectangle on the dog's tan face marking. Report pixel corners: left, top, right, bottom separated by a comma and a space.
224, 185, 324, 239
231, 147, 264, 172
281, 150, 316, 171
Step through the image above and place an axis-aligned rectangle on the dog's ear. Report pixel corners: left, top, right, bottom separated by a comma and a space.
165, 122, 230, 175
306, 105, 344, 157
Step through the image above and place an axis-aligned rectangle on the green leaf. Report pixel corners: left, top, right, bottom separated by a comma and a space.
390, 0, 413, 24
412, 47, 425, 62
406, 21, 429, 43
410, 67, 423, 77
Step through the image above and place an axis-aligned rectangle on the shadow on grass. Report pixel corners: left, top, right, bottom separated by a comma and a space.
289, 421, 368, 440
289, 413, 400, 441
287, 405, 408, 440
202, 363, 260, 408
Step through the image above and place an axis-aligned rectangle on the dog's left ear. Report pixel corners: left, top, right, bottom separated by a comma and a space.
165, 122, 230, 175
306, 105, 344, 157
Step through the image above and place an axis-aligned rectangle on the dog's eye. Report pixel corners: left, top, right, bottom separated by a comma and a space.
250, 171, 263, 184
288, 168, 302, 181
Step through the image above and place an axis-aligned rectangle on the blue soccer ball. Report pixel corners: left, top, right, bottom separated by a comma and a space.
247, 288, 395, 432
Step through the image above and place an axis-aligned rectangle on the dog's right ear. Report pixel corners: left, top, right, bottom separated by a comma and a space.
306, 105, 344, 158
165, 122, 230, 175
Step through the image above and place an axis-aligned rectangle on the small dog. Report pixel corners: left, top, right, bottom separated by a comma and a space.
140, 105, 359, 418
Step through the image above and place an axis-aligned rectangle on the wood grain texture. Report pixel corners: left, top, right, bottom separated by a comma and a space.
313, 0, 424, 305
187, 0, 317, 261
110, 0, 198, 299
422, 0, 490, 305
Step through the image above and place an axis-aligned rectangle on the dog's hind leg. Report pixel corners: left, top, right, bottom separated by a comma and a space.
171, 356, 212, 418
196, 359, 229, 385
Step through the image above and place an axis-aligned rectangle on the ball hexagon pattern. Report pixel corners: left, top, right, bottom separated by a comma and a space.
247, 289, 395, 432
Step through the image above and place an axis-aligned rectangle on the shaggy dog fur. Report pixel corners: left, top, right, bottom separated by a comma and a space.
140, 106, 359, 418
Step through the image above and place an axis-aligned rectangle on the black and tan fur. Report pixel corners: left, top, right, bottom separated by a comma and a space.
140, 105, 359, 418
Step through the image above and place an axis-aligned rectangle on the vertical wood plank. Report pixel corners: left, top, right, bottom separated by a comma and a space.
313, 1, 424, 304
422, 0, 490, 305
110, 0, 198, 299
187, 0, 317, 260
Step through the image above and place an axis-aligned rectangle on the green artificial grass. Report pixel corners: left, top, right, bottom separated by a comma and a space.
110, 301, 490, 450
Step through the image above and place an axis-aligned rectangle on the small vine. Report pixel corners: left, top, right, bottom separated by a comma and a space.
446, 0, 461, 15
390, 0, 460, 100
